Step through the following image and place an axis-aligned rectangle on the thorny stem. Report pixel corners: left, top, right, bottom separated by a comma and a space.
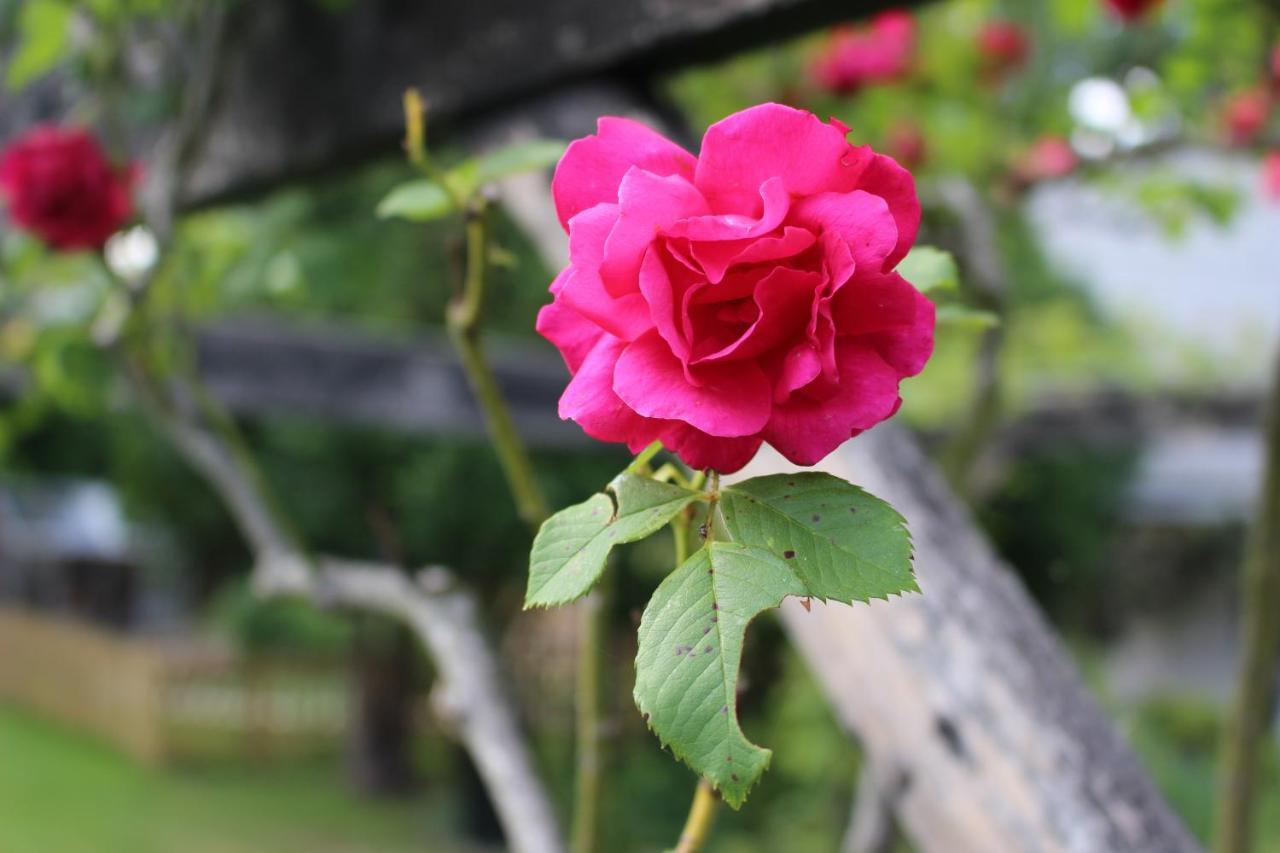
445, 201, 550, 528
431, 160, 611, 851
669, 470, 721, 853
571, 579, 607, 853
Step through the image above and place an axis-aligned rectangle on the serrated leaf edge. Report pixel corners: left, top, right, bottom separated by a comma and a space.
720, 473, 919, 605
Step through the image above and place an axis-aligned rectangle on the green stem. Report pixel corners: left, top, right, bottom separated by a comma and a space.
1213, 345, 1280, 853
571, 579, 607, 853
674, 774, 719, 853
445, 202, 550, 528
441, 198, 618, 853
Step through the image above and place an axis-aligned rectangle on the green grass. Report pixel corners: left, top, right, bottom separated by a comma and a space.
0, 705, 466, 853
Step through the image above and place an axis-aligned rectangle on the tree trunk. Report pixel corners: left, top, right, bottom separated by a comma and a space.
346, 620, 418, 796
734, 429, 1199, 853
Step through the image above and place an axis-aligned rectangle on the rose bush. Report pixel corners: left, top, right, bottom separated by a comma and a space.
0, 125, 134, 251
536, 103, 934, 474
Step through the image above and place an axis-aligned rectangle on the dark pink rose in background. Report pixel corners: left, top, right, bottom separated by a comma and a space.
1016, 136, 1078, 183
0, 126, 135, 251
537, 104, 934, 473
1223, 88, 1271, 146
810, 10, 916, 95
1264, 151, 1280, 202
978, 20, 1031, 80
1104, 0, 1163, 22
885, 121, 927, 170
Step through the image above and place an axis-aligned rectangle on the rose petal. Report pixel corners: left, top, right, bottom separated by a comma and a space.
856, 152, 919, 269
691, 226, 816, 284
552, 117, 697, 230
559, 335, 656, 444
638, 245, 691, 360
558, 204, 652, 340
537, 296, 602, 373
693, 267, 823, 363
659, 424, 763, 474
774, 344, 823, 403
600, 168, 708, 296
763, 342, 903, 465
614, 330, 772, 437
694, 104, 873, 214
791, 190, 898, 271
832, 271, 936, 375
663, 177, 791, 242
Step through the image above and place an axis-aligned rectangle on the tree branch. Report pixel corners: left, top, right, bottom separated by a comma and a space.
117, 355, 565, 853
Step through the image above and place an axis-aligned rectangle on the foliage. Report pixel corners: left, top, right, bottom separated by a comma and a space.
533, 468, 916, 805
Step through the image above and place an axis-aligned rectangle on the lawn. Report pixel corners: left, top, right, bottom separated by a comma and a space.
0, 706, 468, 853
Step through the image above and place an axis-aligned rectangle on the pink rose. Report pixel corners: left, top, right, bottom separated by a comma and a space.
810, 10, 916, 95
0, 126, 135, 251
537, 104, 934, 474
1223, 88, 1271, 146
1264, 151, 1280, 202
977, 20, 1031, 81
1015, 136, 1078, 184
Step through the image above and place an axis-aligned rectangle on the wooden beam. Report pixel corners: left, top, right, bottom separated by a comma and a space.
182, 0, 908, 203
193, 319, 589, 448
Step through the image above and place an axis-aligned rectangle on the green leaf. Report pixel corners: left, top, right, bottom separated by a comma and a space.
937, 304, 999, 330
7, 0, 71, 90
375, 180, 454, 221
718, 473, 916, 604
474, 139, 566, 184
634, 542, 804, 808
525, 473, 701, 608
897, 245, 959, 293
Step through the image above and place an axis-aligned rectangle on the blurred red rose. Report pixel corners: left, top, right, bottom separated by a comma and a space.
1264, 151, 1280, 201
886, 121, 927, 169
978, 20, 1030, 80
1104, 0, 1163, 22
1015, 136, 1078, 184
810, 10, 916, 94
0, 126, 135, 251
1223, 88, 1271, 146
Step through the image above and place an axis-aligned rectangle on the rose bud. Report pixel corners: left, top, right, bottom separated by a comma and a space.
810, 10, 916, 95
0, 126, 136, 252
978, 20, 1031, 81
538, 104, 934, 473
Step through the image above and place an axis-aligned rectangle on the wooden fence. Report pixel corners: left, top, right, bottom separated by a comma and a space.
0, 606, 349, 765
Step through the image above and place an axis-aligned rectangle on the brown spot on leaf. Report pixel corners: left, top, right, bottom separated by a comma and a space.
811, 514, 821, 523
783, 550, 796, 559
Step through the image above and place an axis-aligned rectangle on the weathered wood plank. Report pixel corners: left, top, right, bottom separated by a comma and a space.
183, 0, 902, 203
193, 319, 588, 448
